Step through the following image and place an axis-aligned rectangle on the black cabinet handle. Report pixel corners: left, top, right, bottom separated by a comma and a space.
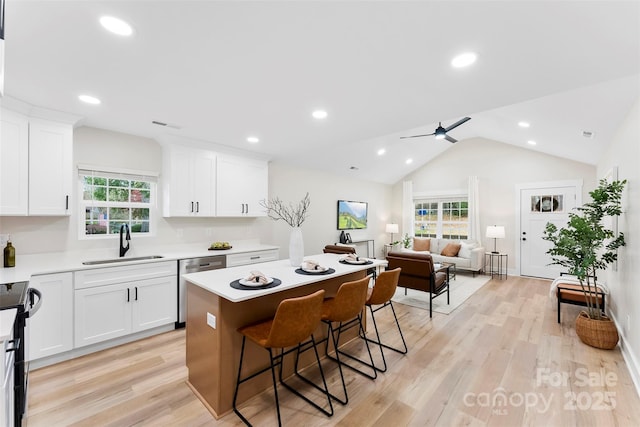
196, 201, 199, 213
135, 286, 138, 301
127, 288, 130, 302
65, 195, 69, 210
522, 238, 527, 241
191, 201, 194, 213
250, 256, 260, 260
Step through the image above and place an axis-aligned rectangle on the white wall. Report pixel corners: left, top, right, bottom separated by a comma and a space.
391, 137, 597, 270
266, 160, 393, 259
0, 126, 392, 259
596, 98, 640, 391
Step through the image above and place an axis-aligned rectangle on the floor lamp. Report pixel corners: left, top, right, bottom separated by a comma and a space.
486, 225, 505, 254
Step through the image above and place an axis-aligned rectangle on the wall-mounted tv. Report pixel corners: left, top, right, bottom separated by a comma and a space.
337, 200, 368, 230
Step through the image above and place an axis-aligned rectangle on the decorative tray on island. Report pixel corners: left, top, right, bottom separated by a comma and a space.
209, 246, 232, 251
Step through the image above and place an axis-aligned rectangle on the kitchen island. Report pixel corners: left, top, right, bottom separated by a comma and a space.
182, 253, 387, 418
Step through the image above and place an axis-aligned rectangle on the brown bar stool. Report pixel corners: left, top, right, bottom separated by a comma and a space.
361, 267, 407, 372
232, 289, 333, 426
320, 275, 376, 405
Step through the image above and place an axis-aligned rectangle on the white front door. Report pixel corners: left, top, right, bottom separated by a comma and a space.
519, 185, 578, 279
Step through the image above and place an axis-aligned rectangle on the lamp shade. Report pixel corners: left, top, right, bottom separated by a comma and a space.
486, 225, 505, 239
385, 223, 399, 234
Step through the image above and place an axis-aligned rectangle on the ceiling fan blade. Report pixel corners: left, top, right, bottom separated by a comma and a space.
400, 132, 435, 139
444, 134, 458, 143
444, 116, 471, 132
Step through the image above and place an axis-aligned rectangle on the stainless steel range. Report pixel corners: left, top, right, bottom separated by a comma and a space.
0, 281, 41, 427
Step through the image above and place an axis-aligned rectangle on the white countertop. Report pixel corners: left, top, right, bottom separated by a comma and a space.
0, 242, 279, 284
1, 309, 17, 342
183, 253, 387, 302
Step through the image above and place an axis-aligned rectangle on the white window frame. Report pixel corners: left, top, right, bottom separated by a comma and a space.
77, 165, 158, 240
413, 191, 469, 239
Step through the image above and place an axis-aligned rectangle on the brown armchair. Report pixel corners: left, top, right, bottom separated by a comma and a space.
385, 251, 450, 317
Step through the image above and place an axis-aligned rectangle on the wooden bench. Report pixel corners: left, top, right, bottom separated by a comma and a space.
556, 283, 605, 323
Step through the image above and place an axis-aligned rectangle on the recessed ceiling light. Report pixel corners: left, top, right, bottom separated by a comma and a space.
377, 148, 386, 156
100, 16, 134, 36
312, 110, 328, 120
451, 52, 477, 68
78, 94, 101, 105
247, 136, 260, 143
527, 140, 537, 146
518, 121, 531, 128
405, 158, 413, 165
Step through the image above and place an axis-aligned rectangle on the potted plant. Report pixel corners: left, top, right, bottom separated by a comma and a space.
543, 179, 626, 349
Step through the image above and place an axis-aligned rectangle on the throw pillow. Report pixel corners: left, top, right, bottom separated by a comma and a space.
413, 237, 430, 251
441, 242, 461, 257
458, 241, 478, 258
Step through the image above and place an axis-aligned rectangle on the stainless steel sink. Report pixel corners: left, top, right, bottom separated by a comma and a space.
82, 255, 164, 265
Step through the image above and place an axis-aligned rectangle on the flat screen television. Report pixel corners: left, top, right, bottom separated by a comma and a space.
337, 200, 368, 230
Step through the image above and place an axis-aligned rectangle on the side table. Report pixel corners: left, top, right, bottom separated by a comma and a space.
485, 252, 507, 279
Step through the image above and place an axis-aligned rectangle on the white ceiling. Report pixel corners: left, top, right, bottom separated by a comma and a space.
3, 1, 639, 184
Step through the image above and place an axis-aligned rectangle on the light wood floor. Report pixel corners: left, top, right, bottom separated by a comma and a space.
26, 275, 640, 426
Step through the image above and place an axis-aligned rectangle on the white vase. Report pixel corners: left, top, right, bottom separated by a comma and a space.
289, 227, 304, 267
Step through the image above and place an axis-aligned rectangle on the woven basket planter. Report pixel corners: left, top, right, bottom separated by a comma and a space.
575, 311, 619, 350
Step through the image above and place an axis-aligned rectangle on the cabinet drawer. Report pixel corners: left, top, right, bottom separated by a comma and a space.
226, 249, 278, 267
75, 260, 176, 289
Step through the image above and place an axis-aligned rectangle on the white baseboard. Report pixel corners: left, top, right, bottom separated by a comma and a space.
610, 311, 640, 399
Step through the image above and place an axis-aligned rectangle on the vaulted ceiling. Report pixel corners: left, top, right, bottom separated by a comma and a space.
3, 1, 639, 184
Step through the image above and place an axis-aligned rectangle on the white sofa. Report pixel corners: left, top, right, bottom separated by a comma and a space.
397, 237, 485, 274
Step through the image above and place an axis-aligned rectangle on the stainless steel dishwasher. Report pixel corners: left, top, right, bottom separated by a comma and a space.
177, 255, 226, 327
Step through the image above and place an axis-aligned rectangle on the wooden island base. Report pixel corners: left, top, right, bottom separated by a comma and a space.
185, 270, 366, 418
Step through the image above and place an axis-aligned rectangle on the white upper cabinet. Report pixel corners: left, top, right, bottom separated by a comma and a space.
28, 118, 73, 215
162, 146, 216, 217
0, 110, 73, 216
0, 109, 29, 215
216, 154, 268, 217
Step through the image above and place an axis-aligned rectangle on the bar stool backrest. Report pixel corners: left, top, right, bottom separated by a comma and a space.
368, 268, 401, 305
326, 276, 370, 322
266, 289, 325, 348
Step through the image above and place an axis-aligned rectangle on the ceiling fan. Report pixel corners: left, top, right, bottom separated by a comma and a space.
400, 117, 471, 143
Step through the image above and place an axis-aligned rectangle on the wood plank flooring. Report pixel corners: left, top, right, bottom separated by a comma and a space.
26, 275, 640, 426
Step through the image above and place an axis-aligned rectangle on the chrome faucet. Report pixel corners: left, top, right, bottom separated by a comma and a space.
119, 224, 130, 257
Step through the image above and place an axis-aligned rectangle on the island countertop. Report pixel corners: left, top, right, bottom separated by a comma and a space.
182, 252, 386, 302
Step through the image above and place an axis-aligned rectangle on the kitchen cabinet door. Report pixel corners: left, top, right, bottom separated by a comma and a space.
28, 118, 73, 215
75, 282, 132, 348
162, 146, 216, 217
28, 272, 73, 361
131, 276, 177, 332
0, 109, 29, 215
216, 155, 268, 217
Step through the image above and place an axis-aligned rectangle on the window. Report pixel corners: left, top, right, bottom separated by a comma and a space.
79, 168, 156, 238
414, 198, 468, 239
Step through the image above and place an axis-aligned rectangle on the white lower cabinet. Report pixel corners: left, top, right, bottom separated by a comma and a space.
28, 272, 73, 361
75, 275, 176, 348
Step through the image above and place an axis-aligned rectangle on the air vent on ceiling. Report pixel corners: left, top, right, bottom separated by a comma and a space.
152, 120, 181, 130
582, 130, 595, 138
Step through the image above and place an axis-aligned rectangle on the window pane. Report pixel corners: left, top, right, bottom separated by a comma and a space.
109, 222, 129, 234
85, 222, 107, 235
85, 207, 107, 221
131, 189, 150, 203
109, 207, 129, 220
108, 188, 129, 202
83, 176, 93, 185
132, 181, 150, 189
109, 179, 129, 188
94, 177, 107, 186
131, 221, 149, 233
131, 208, 149, 220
